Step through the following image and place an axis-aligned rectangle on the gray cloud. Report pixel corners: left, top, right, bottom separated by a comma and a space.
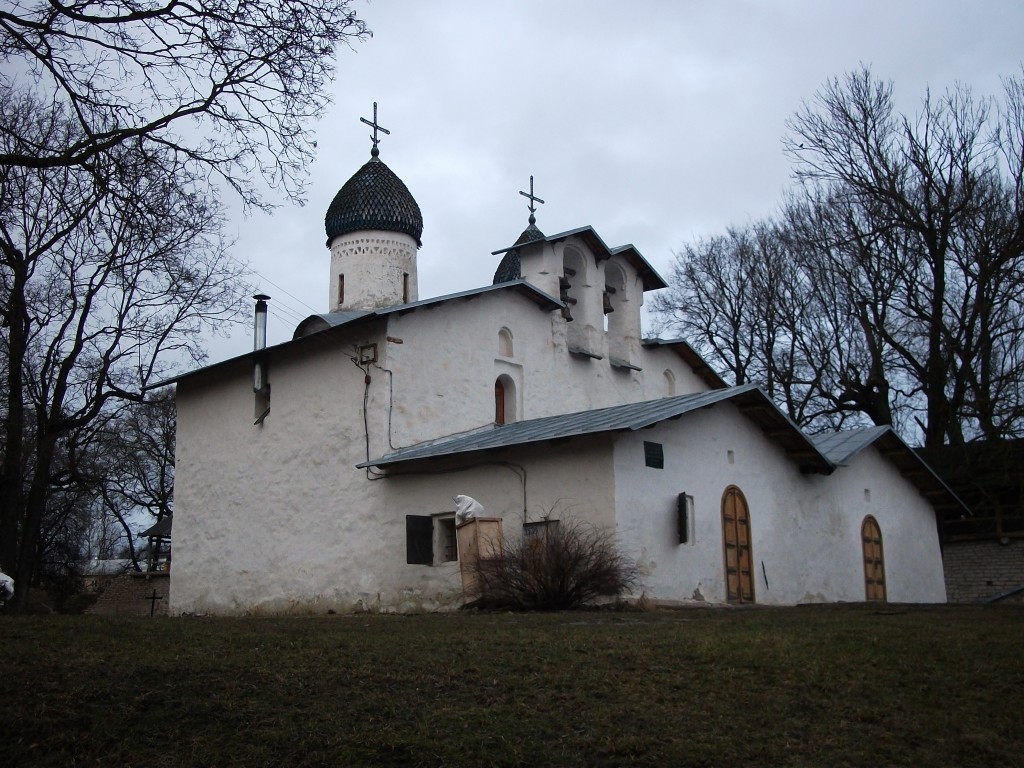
211, 0, 1024, 362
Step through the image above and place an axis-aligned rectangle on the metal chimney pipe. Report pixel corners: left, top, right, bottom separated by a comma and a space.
252, 294, 271, 397
253, 293, 270, 351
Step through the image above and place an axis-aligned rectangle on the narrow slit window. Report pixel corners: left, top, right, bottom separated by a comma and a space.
402, 272, 410, 303
338, 275, 345, 305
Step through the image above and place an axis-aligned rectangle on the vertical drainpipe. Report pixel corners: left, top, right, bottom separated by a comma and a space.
253, 294, 271, 424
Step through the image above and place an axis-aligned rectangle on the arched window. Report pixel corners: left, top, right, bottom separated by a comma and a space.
664, 369, 676, 397
495, 376, 517, 425
498, 327, 514, 357
495, 379, 506, 425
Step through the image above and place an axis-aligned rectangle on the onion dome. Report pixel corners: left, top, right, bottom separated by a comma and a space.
325, 147, 423, 247
493, 218, 545, 284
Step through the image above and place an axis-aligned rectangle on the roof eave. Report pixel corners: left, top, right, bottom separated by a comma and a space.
359, 384, 834, 475
491, 226, 667, 291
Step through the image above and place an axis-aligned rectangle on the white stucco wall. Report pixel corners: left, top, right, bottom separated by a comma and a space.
376, 288, 708, 449
173, 330, 945, 614
173, 220, 943, 615
328, 229, 418, 311
172, 337, 402, 615
814, 447, 947, 603
173, 341, 618, 615
612, 404, 946, 605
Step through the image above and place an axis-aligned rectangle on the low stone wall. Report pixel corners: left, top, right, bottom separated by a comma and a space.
942, 538, 1024, 603
87, 572, 170, 617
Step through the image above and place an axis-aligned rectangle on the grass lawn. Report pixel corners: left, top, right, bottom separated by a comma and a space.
3, 604, 1022, 767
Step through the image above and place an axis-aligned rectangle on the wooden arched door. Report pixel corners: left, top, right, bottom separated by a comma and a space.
861, 516, 887, 602
722, 485, 755, 604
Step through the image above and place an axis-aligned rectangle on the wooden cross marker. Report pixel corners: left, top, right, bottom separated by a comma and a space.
360, 102, 391, 156
144, 588, 163, 617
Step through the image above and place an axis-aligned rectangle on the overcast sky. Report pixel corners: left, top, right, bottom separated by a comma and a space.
211, 0, 1024, 364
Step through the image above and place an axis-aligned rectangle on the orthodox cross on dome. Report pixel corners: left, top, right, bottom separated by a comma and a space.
519, 175, 545, 224
360, 101, 390, 157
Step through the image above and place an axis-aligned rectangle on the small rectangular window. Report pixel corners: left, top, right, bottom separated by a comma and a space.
644, 441, 664, 469
407, 514, 458, 565
403, 272, 410, 303
338, 275, 345, 305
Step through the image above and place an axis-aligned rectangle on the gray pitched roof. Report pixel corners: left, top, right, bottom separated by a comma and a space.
359, 383, 833, 473
641, 338, 728, 390
491, 225, 667, 291
293, 280, 562, 339
810, 425, 891, 464
149, 281, 563, 390
360, 391, 968, 517
140, 515, 172, 538
810, 425, 968, 516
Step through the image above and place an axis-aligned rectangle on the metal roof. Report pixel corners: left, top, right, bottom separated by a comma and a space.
490, 225, 667, 291
359, 383, 833, 473
150, 281, 563, 390
293, 281, 561, 339
139, 515, 172, 538
360, 389, 968, 517
641, 338, 728, 390
810, 425, 892, 464
810, 425, 968, 516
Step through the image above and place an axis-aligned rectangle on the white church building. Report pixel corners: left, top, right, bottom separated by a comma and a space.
164, 120, 961, 614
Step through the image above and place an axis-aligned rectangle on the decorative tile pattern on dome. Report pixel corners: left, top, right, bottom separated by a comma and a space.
325, 157, 423, 246
492, 222, 545, 284
492, 250, 521, 284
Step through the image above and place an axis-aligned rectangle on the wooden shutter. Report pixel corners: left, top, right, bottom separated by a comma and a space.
406, 515, 433, 565
644, 441, 664, 469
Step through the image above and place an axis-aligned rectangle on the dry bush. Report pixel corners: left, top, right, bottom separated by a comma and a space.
473, 519, 639, 610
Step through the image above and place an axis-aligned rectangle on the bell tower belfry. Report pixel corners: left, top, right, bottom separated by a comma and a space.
324, 103, 423, 312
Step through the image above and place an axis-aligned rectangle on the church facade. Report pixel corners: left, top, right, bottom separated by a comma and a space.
165, 129, 958, 614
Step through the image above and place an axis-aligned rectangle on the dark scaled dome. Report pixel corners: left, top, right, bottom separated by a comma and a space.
492, 219, 545, 284
325, 152, 423, 247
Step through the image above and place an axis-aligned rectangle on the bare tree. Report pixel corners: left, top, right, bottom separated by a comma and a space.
653, 227, 760, 387
784, 67, 1024, 445
94, 392, 176, 571
657, 68, 1024, 444
652, 221, 848, 430
0, 2, 369, 611
0, 90, 247, 611
0, 0, 369, 205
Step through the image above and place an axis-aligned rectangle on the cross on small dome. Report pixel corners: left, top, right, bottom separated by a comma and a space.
519, 175, 545, 225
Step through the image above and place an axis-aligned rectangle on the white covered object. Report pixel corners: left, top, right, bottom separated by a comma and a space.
453, 495, 486, 525
0, 570, 13, 604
